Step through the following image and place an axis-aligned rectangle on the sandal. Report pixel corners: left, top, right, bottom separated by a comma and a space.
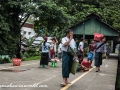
45, 66, 49, 69
46, 67, 49, 69
90, 66, 93, 68
96, 67, 99, 72
66, 82, 71, 84
60, 83, 66, 87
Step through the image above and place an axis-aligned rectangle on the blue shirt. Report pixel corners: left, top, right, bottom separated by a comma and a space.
75, 42, 78, 52
42, 42, 50, 53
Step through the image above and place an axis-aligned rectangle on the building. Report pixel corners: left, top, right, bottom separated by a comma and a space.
32, 36, 53, 46
70, 13, 119, 52
21, 22, 53, 51
21, 22, 36, 39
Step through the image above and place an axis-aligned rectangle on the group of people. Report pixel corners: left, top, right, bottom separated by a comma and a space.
40, 29, 107, 87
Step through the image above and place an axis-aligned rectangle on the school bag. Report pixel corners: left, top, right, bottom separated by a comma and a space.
87, 51, 93, 60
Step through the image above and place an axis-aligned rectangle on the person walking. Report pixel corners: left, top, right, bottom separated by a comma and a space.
40, 36, 50, 69
61, 29, 76, 87
94, 36, 106, 72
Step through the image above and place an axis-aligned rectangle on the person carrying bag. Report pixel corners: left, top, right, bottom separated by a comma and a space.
94, 36, 106, 72
61, 29, 77, 87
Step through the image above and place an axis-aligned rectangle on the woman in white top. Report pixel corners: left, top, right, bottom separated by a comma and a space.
78, 38, 85, 60
61, 29, 76, 87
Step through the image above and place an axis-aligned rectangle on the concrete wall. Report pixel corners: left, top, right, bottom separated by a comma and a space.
21, 27, 36, 39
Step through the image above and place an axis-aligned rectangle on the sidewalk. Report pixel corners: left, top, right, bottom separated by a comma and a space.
65, 54, 118, 90
0, 60, 39, 69
0, 54, 118, 90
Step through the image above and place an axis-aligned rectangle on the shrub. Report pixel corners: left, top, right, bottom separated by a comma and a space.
27, 56, 40, 61
24, 52, 29, 58
35, 51, 40, 56
1, 57, 11, 64
26, 47, 36, 56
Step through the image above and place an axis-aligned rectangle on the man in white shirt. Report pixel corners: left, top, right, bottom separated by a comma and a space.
78, 38, 85, 54
78, 38, 85, 61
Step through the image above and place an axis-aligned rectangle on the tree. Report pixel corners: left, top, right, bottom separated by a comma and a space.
34, 0, 73, 37
0, 0, 37, 56
0, 0, 120, 56
33, 0, 120, 41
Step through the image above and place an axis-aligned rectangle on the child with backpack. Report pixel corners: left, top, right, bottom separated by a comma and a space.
87, 40, 95, 68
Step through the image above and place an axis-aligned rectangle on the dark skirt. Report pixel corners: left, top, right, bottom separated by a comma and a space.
94, 52, 102, 67
40, 52, 49, 65
62, 51, 73, 78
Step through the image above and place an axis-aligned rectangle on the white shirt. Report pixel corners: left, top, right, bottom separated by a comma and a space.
78, 41, 84, 50
58, 43, 62, 53
50, 43, 56, 52
62, 37, 75, 52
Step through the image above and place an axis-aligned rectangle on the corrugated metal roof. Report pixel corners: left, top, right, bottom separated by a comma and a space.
70, 13, 118, 37
33, 37, 53, 44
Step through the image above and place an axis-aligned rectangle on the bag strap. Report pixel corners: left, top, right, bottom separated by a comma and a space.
64, 38, 77, 56
95, 42, 105, 51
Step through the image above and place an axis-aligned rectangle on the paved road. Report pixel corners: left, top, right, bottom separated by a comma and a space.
0, 54, 118, 90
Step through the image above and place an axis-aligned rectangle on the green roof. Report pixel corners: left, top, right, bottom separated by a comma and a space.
71, 13, 118, 37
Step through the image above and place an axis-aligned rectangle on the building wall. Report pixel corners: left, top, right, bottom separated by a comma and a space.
21, 27, 36, 39
21, 22, 36, 39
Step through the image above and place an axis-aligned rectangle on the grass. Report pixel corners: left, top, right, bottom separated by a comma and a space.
0, 56, 40, 64
26, 56, 40, 61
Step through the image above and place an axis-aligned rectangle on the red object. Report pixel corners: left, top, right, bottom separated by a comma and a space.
81, 60, 91, 68
12, 58, 22, 66
94, 33, 104, 41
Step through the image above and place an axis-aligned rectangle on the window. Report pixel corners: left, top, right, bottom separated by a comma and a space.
28, 32, 31, 35
23, 31, 26, 35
